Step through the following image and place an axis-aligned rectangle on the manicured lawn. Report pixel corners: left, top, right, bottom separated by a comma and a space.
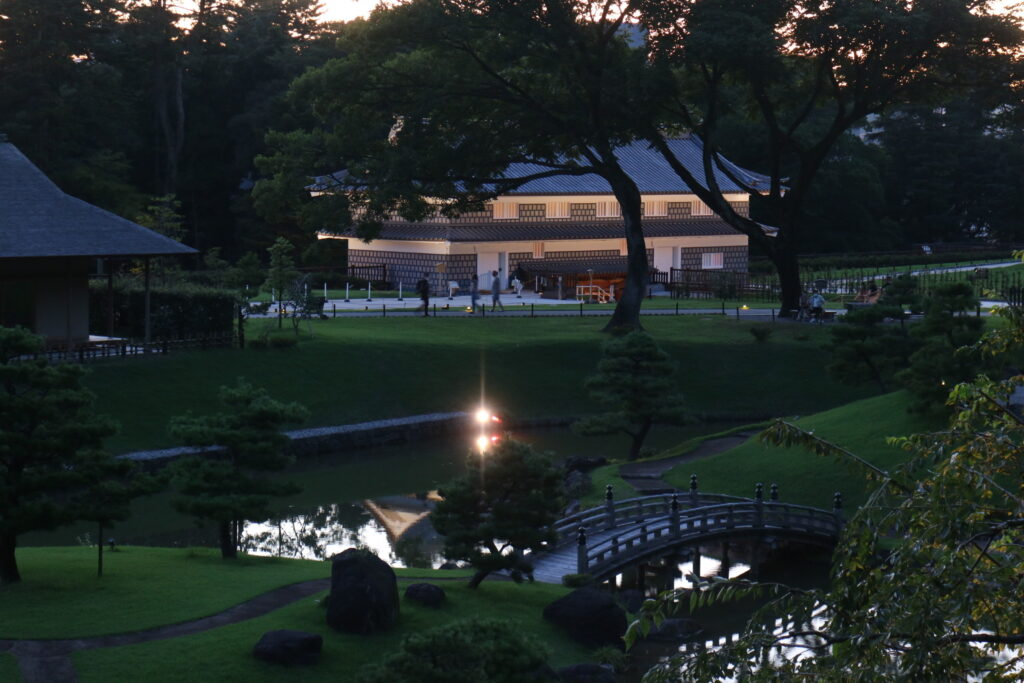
0, 654, 20, 682
73, 580, 592, 683
662, 391, 941, 510
0, 547, 325, 639
0, 546, 473, 640
87, 317, 874, 453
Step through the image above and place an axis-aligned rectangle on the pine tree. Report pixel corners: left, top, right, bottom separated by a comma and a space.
0, 327, 125, 584
574, 331, 688, 461
169, 380, 308, 559
432, 439, 564, 588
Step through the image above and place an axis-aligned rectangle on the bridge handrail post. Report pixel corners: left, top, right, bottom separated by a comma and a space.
577, 526, 589, 574
670, 493, 681, 536
605, 485, 616, 530
689, 474, 699, 507
727, 505, 735, 529
833, 492, 844, 530
755, 483, 764, 527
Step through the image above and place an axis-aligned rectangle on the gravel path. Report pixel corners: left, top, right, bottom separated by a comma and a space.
618, 432, 756, 494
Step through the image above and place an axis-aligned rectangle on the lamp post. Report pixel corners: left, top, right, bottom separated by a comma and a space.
587, 268, 594, 303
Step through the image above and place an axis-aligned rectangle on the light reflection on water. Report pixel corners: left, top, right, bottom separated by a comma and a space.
241, 496, 448, 568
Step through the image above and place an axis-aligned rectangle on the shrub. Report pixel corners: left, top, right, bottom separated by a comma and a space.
89, 280, 236, 339
357, 618, 551, 683
562, 573, 593, 588
593, 646, 631, 673
749, 326, 773, 343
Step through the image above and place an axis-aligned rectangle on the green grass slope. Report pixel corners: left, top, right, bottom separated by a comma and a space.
0, 654, 20, 682
73, 580, 591, 683
86, 317, 871, 453
662, 391, 941, 510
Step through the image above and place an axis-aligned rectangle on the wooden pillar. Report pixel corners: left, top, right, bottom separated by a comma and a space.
106, 264, 115, 337
144, 257, 152, 346
65, 264, 73, 355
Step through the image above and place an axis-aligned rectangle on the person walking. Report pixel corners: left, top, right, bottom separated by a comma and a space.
490, 270, 505, 312
470, 273, 480, 313
809, 290, 826, 323
416, 273, 430, 317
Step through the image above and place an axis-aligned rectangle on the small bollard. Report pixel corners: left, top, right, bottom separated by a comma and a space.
579, 301, 584, 317
530, 303, 534, 318
382, 304, 386, 318
770, 483, 779, 501
332, 304, 337, 318
689, 473, 699, 507
755, 482, 763, 502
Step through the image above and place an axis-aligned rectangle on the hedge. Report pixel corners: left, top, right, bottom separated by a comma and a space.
89, 281, 236, 339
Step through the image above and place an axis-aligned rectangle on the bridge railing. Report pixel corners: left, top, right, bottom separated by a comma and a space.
552, 482, 749, 547
575, 499, 843, 577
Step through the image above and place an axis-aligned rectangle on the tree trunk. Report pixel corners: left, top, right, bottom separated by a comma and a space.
98, 521, 104, 578
218, 521, 237, 559
605, 177, 647, 332
467, 568, 491, 589
0, 531, 20, 584
773, 247, 803, 317
628, 420, 652, 461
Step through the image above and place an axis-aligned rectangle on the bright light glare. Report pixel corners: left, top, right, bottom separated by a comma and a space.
476, 435, 490, 452
475, 408, 490, 424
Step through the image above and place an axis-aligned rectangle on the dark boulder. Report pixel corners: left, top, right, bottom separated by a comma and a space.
439, 560, 461, 570
543, 587, 627, 648
404, 582, 446, 608
252, 629, 322, 666
557, 663, 617, 683
326, 548, 399, 634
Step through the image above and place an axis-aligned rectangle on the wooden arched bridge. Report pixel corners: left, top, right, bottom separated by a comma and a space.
531, 479, 844, 584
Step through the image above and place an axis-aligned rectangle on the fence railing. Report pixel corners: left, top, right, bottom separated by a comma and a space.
27, 332, 236, 364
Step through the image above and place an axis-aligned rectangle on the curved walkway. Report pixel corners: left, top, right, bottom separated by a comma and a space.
618, 431, 755, 493
0, 573, 466, 683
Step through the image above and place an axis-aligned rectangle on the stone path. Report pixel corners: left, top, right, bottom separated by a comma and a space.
0, 573, 468, 683
618, 432, 755, 494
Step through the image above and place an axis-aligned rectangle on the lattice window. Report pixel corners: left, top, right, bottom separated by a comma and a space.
517, 203, 546, 220
702, 252, 724, 269
645, 200, 668, 217
667, 202, 692, 218
570, 203, 597, 219
548, 202, 570, 219
596, 201, 621, 218
692, 200, 714, 216
493, 203, 518, 220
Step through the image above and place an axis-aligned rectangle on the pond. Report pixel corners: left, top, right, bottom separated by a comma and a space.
24, 422, 732, 565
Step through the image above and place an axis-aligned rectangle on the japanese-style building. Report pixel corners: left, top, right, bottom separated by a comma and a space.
0, 139, 196, 346
315, 136, 771, 295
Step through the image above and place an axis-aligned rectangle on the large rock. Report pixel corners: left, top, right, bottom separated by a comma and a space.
563, 456, 609, 473
252, 629, 322, 666
557, 663, 617, 683
404, 582, 446, 608
326, 548, 400, 634
543, 587, 627, 648
616, 589, 644, 614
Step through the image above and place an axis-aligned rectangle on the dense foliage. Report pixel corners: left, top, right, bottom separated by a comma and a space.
633, 305, 1024, 680
574, 331, 687, 460
168, 380, 308, 559
433, 439, 564, 588
0, 327, 130, 584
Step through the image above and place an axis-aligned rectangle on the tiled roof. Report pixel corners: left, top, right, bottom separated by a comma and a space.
311, 136, 769, 195
0, 143, 197, 260
502, 137, 768, 194
325, 217, 743, 243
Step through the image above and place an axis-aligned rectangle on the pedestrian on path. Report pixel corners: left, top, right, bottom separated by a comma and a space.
809, 290, 825, 323
491, 270, 505, 311
416, 273, 430, 316
470, 273, 479, 313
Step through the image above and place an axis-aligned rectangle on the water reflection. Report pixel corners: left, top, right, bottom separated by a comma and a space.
241, 495, 447, 568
